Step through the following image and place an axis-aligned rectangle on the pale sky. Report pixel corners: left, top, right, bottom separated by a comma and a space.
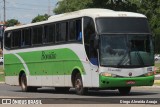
0, 0, 58, 24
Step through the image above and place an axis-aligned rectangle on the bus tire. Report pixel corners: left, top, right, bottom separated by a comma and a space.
74, 73, 88, 95
20, 73, 37, 92
118, 87, 131, 95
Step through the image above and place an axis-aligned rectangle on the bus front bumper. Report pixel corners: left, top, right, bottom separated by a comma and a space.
99, 75, 154, 88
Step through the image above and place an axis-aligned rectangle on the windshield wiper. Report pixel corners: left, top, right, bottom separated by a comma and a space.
117, 52, 128, 67
135, 51, 144, 65
132, 43, 144, 65
117, 41, 130, 67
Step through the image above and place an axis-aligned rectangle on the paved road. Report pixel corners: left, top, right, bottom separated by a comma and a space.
0, 83, 160, 99
0, 84, 160, 107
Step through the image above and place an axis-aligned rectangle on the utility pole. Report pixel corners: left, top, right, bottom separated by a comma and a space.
48, 0, 51, 15
3, 0, 6, 23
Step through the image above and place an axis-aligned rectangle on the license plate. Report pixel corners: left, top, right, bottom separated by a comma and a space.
126, 81, 135, 85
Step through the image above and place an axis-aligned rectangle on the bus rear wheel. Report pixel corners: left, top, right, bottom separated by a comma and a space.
74, 73, 88, 95
20, 73, 37, 92
118, 87, 131, 95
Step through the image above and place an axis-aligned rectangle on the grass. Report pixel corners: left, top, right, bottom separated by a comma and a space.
154, 80, 160, 86
0, 66, 4, 82
0, 74, 4, 82
155, 63, 160, 67
154, 83, 160, 86
0, 66, 3, 72
155, 62, 160, 74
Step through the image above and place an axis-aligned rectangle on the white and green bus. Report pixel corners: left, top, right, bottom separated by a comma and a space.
3, 9, 155, 95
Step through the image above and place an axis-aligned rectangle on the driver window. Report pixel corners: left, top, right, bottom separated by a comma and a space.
84, 17, 98, 65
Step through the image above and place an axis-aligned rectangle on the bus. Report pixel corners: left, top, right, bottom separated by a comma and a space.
3, 9, 155, 95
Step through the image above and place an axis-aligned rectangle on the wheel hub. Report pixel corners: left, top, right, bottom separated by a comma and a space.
75, 79, 82, 91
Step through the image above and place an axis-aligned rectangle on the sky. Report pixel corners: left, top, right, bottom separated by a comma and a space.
0, 0, 58, 24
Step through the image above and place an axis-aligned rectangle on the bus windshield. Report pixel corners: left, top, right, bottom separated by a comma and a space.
96, 17, 154, 67
100, 34, 154, 67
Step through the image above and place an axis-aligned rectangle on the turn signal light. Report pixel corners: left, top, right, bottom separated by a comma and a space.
100, 72, 112, 77
145, 71, 155, 76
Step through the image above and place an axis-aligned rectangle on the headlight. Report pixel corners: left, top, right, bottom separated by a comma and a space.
100, 72, 112, 77
145, 71, 156, 76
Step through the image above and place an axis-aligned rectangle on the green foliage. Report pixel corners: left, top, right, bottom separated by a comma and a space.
90, 0, 138, 12
137, 0, 160, 53
138, 0, 160, 34
31, 14, 50, 23
54, 0, 139, 14
6, 19, 20, 27
155, 63, 160, 74
54, 0, 92, 14
0, 74, 4, 82
0, 66, 4, 82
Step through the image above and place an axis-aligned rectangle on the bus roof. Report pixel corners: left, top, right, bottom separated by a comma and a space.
5, 8, 146, 31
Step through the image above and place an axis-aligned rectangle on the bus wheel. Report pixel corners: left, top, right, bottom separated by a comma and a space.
74, 73, 88, 95
20, 73, 37, 92
118, 87, 131, 95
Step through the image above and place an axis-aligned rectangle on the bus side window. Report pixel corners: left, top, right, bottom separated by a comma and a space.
61, 22, 68, 42
12, 30, 21, 48
4, 32, 11, 49
76, 19, 82, 41
56, 22, 68, 43
68, 20, 76, 41
22, 28, 31, 47
84, 17, 97, 65
44, 24, 55, 44
32, 26, 43, 45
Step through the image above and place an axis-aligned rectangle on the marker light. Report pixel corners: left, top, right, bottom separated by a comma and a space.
145, 71, 155, 76
100, 72, 112, 77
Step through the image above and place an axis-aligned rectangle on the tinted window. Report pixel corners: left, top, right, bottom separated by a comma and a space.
22, 28, 31, 47
61, 22, 67, 41
32, 26, 43, 45
96, 17, 151, 33
56, 22, 67, 42
69, 20, 76, 41
12, 30, 21, 48
68, 19, 82, 41
4, 32, 11, 48
44, 24, 55, 43
84, 17, 96, 60
76, 19, 82, 41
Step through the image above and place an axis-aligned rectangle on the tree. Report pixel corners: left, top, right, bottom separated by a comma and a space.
90, 0, 138, 12
53, 0, 139, 14
5, 19, 20, 27
54, 0, 92, 14
138, 0, 160, 35
31, 14, 50, 23
137, 0, 160, 53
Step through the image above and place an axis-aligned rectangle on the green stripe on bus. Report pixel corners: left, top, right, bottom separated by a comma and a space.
4, 48, 85, 76
99, 75, 154, 88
